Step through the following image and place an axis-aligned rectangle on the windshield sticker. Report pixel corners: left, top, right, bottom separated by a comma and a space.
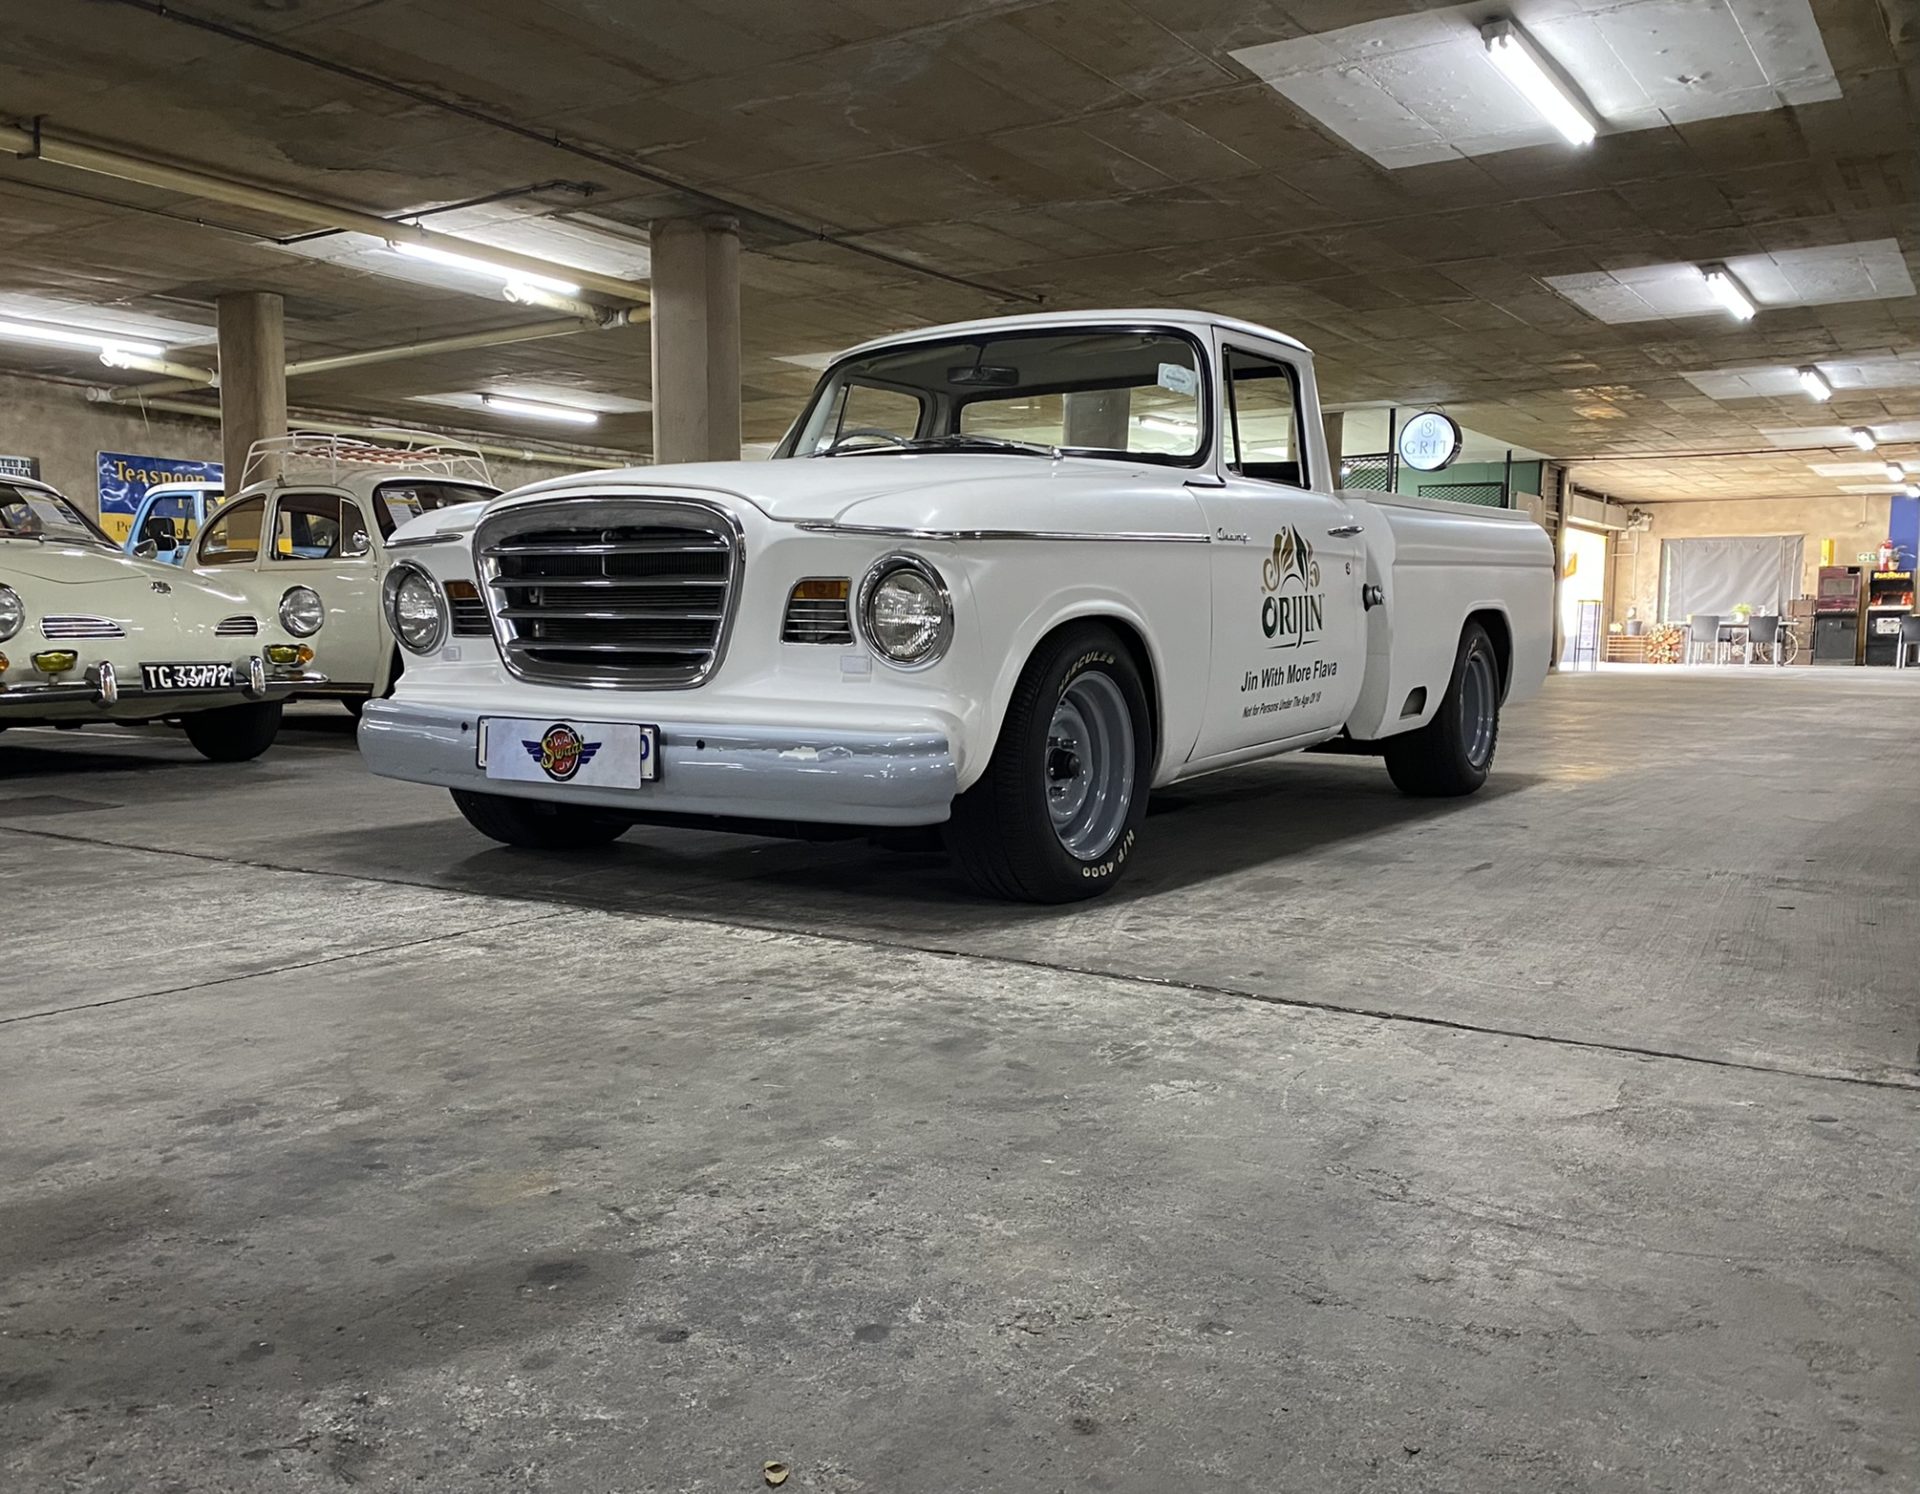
1157, 362, 1199, 397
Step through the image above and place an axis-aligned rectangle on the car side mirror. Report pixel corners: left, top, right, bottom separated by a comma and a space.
134, 539, 158, 558
141, 515, 179, 546
342, 530, 372, 558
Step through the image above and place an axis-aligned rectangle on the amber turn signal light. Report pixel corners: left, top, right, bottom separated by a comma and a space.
788, 577, 850, 601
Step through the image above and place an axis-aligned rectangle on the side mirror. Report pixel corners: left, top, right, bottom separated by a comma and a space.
141, 515, 179, 547
342, 530, 372, 558
134, 539, 158, 558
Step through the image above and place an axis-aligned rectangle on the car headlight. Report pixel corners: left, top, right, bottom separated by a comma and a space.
382, 562, 447, 655
858, 554, 952, 667
278, 585, 325, 638
0, 584, 21, 643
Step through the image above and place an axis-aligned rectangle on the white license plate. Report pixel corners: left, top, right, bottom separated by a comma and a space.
481, 718, 658, 786
141, 661, 236, 691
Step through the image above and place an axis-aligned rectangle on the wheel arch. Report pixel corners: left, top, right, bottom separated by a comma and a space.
1465, 604, 1515, 697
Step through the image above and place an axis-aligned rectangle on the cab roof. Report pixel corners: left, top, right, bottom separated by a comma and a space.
837, 308, 1312, 362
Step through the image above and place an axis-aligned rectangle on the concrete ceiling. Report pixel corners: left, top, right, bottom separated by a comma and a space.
0, 0, 1914, 504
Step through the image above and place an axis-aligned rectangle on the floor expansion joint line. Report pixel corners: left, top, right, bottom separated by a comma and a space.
0, 909, 572, 1026
4, 822, 1916, 1095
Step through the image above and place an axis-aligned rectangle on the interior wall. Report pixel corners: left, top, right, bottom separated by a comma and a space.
1611, 495, 1894, 625
0, 374, 611, 517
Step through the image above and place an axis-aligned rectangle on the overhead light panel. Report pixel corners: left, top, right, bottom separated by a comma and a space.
1482, 19, 1598, 147
1885, 462, 1906, 484
1797, 366, 1832, 402
480, 394, 600, 426
388, 240, 582, 297
0, 318, 164, 361
1135, 413, 1196, 434
1701, 265, 1756, 321
1850, 427, 1877, 450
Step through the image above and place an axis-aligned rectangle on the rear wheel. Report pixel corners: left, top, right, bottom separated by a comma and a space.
182, 701, 284, 763
946, 623, 1152, 903
1383, 622, 1500, 797
451, 789, 630, 849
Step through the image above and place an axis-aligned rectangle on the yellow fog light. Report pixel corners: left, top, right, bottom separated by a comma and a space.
265, 643, 313, 667
31, 650, 79, 676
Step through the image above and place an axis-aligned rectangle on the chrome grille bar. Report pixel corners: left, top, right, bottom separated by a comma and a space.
40, 615, 126, 639
476, 497, 743, 688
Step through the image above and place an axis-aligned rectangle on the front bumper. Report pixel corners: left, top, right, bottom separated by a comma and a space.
0, 658, 329, 715
358, 699, 958, 828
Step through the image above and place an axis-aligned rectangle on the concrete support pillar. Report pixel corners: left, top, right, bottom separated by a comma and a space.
1064, 390, 1129, 449
217, 291, 286, 489
649, 217, 741, 465
1321, 410, 1344, 488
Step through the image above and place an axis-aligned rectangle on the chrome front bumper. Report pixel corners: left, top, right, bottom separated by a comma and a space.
358, 699, 958, 828
0, 658, 328, 714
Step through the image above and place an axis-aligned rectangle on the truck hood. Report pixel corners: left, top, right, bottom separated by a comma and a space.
493, 452, 1182, 527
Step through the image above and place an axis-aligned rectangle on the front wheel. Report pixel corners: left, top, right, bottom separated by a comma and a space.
181, 701, 284, 762
450, 789, 630, 849
1383, 622, 1500, 797
946, 624, 1153, 903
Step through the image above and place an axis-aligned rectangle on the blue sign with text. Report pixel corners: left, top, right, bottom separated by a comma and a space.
97, 451, 224, 541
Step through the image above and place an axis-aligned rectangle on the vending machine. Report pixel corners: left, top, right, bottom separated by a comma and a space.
1812, 565, 1864, 664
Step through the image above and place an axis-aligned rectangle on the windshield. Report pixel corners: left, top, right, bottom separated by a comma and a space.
779, 327, 1209, 467
0, 484, 116, 548
373, 480, 500, 537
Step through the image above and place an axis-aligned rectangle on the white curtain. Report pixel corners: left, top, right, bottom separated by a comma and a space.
1661, 535, 1803, 620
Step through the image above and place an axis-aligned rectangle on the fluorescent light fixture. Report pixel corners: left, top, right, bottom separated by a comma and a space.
1906, 484, 1920, 499
388, 240, 581, 297
1850, 427, 1877, 450
1701, 264, 1756, 321
480, 393, 600, 426
1483, 19, 1598, 148
1135, 413, 1196, 434
1797, 366, 1833, 401
1885, 461, 1906, 483
0, 318, 164, 360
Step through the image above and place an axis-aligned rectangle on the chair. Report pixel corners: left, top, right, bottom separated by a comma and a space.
1897, 615, 1920, 670
1686, 614, 1723, 664
1744, 613, 1782, 666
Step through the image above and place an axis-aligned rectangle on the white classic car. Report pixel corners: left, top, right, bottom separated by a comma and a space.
0, 476, 327, 758
185, 431, 499, 715
359, 309, 1553, 901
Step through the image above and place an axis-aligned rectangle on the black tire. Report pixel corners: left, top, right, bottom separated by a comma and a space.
1384, 622, 1500, 797
181, 701, 284, 762
946, 623, 1153, 903
450, 789, 630, 849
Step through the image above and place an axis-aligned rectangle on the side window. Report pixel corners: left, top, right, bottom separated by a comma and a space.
1225, 349, 1308, 489
270, 493, 344, 560
811, 382, 926, 452
196, 496, 266, 565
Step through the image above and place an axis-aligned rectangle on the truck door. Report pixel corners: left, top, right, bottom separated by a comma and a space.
1190, 340, 1367, 760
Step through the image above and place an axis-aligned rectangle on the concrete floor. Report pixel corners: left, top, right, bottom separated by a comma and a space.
1, 669, 1915, 1493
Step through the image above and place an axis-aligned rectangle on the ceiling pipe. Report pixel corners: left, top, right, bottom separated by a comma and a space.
0, 119, 653, 308
94, 312, 629, 405
96, 349, 218, 386
111, 395, 623, 471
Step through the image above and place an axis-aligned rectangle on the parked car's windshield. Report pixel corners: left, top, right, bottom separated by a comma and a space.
0, 484, 116, 548
778, 328, 1208, 467
373, 480, 500, 537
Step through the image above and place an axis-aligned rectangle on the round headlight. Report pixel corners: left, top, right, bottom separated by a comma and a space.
382, 563, 447, 655
860, 555, 952, 666
0, 584, 22, 643
278, 585, 325, 638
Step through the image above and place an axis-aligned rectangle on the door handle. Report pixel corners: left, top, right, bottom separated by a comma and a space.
1327, 522, 1364, 537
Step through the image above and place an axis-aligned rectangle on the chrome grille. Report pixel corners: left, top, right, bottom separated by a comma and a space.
215, 615, 258, 637
782, 591, 854, 645
445, 581, 490, 637
477, 497, 741, 687
40, 614, 125, 639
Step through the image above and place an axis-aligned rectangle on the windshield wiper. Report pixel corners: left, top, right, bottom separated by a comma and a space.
0, 528, 46, 542
908, 434, 1061, 458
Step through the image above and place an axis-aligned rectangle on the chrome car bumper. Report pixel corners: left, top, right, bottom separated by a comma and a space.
0, 658, 328, 714
358, 699, 958, 827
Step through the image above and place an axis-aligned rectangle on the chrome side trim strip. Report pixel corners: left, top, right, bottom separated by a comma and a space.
794, 523, 1212, 544
386, 531, 468, 549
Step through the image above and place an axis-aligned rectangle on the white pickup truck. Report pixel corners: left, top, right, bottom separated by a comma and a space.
360, 310, 1553, 902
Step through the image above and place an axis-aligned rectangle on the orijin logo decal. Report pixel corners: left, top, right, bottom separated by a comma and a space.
1260, 526, 1325, 648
